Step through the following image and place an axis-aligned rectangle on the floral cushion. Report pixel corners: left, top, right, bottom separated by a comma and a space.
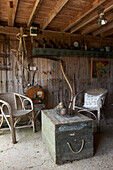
83, 93, 101, 109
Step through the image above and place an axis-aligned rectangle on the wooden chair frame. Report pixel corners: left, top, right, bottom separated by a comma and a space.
0, 93, 36, 144
72, 88, 108, 123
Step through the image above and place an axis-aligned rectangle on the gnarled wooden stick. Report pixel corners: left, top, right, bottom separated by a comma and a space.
60, 60, 73, 108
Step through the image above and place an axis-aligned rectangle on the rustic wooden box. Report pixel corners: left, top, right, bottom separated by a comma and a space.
41, 109, 94, 164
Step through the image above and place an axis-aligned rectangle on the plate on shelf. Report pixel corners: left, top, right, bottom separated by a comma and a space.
73, 41, 79, 48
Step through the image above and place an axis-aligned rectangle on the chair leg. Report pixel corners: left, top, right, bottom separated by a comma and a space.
97, 110, 101, 133
32, 110, 36, 132
10, 117, 17, 144
97, 109, 100, 122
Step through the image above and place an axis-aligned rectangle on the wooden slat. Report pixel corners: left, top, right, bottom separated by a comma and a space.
8, 0, 19, 26
81, 24, 101, 35
70, 0, 113, 33
8, 1, 14, 26
93, 21, 113, 36
62, 0, 107, 32
12, 0, 19, 26
1, 25, 113, 43
42, 0, 69, 30
0, 26, 19, 35
81, 11, 113, 35
27, 0, 43, 27
101, 28, 113, 37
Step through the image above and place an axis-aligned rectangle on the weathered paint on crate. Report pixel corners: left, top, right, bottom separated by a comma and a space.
41, 109, 94, 164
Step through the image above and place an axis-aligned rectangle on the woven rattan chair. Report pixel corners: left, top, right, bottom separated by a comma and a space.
0, 93, 36, 144
73, 88, 108, 124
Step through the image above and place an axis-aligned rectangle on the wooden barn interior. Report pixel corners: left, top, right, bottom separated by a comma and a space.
0, 0, 113, 169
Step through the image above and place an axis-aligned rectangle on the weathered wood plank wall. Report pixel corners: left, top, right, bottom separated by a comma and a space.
0, 34, 113, 118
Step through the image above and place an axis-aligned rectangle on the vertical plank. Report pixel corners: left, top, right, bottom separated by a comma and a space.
11, 39, 18, 93
47, 59, 53, 108
0, 39, 3, 93
40, 58, 48, 107
2, 37, 6, 92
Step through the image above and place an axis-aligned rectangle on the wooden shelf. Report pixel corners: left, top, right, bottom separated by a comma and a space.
32, 48, 113, 59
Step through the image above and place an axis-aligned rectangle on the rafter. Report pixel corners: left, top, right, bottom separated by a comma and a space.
42, 0, 69, 30
70, 14, 98, 33
1, 26, 113, 44
62, 0, 107, 32
8, 0, 19, 26
93, 21, 113, 36
27, 0, 43, 27
81, 11, 113, 35
8, 1, 13, 26
0, 26, 19, 35
81, 24, 100, 35
70, 0, 113, 33
101, 28, 113, 37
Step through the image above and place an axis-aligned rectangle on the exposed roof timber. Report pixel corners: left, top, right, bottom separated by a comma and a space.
40, 29, 113, 42
62, 0, 107, 32
42, 0, 69, 30
70, 13, 97, 33
27, 0, 43, 27
70, 0, 113, 33
81, 24, 100, 35
8, 0, 19, 26
0, 26, 19, 35
93, 21, 113, 36
1, 26, 113, 44
101, 28, 113, 37
8, 1, 13, 26
81, 12, 113, 35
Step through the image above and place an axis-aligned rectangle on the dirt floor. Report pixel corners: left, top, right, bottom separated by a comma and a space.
0, 120, 113, 170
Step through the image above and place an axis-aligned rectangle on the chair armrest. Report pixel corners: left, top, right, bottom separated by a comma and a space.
0, 99, 12, 130
14, 93, 33, 110
97, 94, 106, 109
0, 99, 11, 115
73, 90, 86, 110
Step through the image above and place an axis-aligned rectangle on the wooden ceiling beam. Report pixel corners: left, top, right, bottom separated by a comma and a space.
8, 0, 19, 26
81, 24, 101, 35
1, 26, 113, 44
81, 11, 113, 35
93, 21, 113, 36
70, 14, 97, 33
101, 28, 113, 37
27, 0, 43, 27
70, 0, 113, 33
0, 26, 19, 35
62, 0, 107, 32
42, 0, 69, 30
8, 1, 13, 26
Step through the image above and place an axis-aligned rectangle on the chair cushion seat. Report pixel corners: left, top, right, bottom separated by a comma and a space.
83, 93, 102, 109
13, 110, 32, 117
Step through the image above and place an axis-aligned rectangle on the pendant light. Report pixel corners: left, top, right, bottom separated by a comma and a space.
96, 9, 107, 25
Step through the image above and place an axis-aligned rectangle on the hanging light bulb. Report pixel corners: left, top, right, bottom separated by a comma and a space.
96, 10, 107, 25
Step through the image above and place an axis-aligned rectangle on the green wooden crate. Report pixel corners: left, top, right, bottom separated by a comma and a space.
41, 109, 94, 164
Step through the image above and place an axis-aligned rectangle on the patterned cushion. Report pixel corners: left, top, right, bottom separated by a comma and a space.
83, 93, 101, 109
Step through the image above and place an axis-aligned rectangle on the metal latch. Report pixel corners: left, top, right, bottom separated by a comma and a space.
69, 132, 75, 136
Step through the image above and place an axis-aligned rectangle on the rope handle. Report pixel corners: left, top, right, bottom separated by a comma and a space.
67, 139, 85, 154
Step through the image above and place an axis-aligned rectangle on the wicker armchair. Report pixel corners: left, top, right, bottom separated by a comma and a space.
0, 93, 36, 144
73, 88, 108, 123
